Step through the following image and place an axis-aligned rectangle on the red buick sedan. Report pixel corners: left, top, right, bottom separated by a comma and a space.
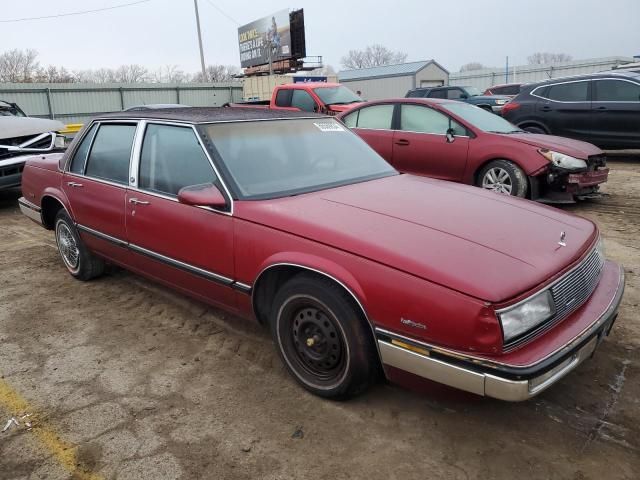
338, 98, 609, 203
19, 108, 623, 401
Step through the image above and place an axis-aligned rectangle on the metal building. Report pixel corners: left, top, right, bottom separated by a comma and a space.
449, 56, 636, 91
338, 60, 449, 101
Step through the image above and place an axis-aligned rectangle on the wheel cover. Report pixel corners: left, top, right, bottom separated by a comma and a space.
290, 305, 345, 380
56, 223, 80, 271
482, 167, 513, 194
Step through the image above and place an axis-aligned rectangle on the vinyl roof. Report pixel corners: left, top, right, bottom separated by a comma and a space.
95, 107, 324, 123
338, 60, 449, 81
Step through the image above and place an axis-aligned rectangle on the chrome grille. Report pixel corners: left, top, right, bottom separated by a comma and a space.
504, 245, 604, 350
550, 246, 604, 322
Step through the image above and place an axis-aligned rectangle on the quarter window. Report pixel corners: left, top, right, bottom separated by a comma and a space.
84, 124, 136, 184
139, 124, 216, 196
594, 80, 640, 102
69, 123, 98, 174
545, 81, 589, 102
290, 90, 317, 112
349, 104, 394, 129
400, 104, 466, 136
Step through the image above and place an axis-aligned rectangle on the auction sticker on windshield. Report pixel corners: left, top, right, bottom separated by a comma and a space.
314, 121, 345, 132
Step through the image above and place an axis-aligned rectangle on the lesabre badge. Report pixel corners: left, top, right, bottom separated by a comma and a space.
558, 231, 567, 247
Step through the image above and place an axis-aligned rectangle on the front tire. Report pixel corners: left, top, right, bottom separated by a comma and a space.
270, 273, 378, 399
54, 210, 105, 281
477, 159, 528, 197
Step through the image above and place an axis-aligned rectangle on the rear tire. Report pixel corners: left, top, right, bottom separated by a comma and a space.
477, 160, 528, 197
522, 125, 547, 134
54, 210, 105, 281
269, 273, 378, 399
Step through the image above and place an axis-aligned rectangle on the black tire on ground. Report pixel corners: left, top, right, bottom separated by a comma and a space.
522, 125, 547, 134
54, 210, 105, 281
269, 273, 379, 399
477, 159, 528, 197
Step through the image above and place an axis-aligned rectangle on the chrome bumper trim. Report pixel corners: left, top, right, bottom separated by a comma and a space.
18, 197, 43, 225
378, 265, 624, 401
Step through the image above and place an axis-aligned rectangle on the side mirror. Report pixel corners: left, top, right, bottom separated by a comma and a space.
178, 183, 227, 209
446, 128, 456, 143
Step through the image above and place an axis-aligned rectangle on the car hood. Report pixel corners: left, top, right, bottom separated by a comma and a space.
0, 117, 65, 140
502, 133, 603, 159
237, 175, 596, 302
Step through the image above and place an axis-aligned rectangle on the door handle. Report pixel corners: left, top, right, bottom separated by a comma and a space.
66, 181, 83, 188
540, 106, 552, 112
395, 139, 410, 146
129, 198, 150, 205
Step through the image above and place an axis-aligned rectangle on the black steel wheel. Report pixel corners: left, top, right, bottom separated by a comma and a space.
270, 273, 379, 399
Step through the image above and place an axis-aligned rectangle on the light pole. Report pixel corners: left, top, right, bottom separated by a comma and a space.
193, 0, 207, 81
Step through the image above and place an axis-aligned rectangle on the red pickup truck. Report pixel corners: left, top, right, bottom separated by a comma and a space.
228, 82, 364, 115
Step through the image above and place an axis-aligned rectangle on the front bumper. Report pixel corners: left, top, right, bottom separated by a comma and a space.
0, 158, 26, 190
377, 262, 624, 401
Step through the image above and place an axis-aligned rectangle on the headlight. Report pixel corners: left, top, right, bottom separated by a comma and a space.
498, 290, 555, 342
538, 149, 587, 170
54, 134, 66, 149
495, 99, 508, 105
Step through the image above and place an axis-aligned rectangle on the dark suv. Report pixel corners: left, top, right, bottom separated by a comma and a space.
406, 86, 511, 113
501, 71, 640, 149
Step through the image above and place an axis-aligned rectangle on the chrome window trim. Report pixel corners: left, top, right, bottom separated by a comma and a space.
530, 79, 591, 103
65, 171, 128, 190
129, 120, 147, 187
63, 120, 97, 172
591, 77, 640, 103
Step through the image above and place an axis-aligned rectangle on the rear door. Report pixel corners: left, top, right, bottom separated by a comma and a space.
591, 78, 640, 148
391, 104, 469, 181
534, 80, 592, 141
341, 104, 395, 161
125, 122, 236, 307
63, 121, 137, 263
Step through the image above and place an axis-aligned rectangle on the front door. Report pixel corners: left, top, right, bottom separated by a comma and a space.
63, 121, 137, 262
391, 104, 469, 181
125, 122, 236, 308
591, 78, 640, 148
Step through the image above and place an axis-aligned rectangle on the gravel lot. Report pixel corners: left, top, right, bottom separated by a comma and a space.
0, 161, 638, 480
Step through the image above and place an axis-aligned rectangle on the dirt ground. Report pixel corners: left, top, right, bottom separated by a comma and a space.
0, 161, 638, 480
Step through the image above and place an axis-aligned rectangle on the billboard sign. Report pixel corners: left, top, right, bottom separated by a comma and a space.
238, 10, 292, 69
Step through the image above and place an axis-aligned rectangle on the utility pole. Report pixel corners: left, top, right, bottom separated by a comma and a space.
193, 0, 207, 81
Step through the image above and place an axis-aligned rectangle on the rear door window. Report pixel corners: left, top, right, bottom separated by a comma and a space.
427, 89, 447, 99
546, 81, 589, 102
274, 89, 292, 107
139, 124, 216, 196
349, 104, 394, 129
446, 89, 465, 100
594, 80, 640, 102
84, 124, 136, 184
290, 90, 317, 112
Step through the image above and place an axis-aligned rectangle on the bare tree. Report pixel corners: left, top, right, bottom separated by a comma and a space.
341, 45, 408, 69
459, 62, 486, 72
152, 65, 186, 83
193, 64, 240, 83
34, 65, 76, 83
527, 52, 573, 65
0, 49, 40, 82
310, 64, 336, 76
114, 64, 149, 83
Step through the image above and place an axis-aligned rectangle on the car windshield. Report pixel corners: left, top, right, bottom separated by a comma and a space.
313, 86, 362, 105
203, 118, 396, 200
463, 86, 482, 97
441, 102, 523, 134
0, 102, 25, 117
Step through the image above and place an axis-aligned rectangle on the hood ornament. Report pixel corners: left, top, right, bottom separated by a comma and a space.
558, 231, 567, 247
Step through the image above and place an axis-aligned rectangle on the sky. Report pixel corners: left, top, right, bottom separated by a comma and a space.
2, 0, 639, 74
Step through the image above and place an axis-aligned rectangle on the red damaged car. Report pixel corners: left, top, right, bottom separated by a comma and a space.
19, 108, 624, 401
338, 98, 609, 203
